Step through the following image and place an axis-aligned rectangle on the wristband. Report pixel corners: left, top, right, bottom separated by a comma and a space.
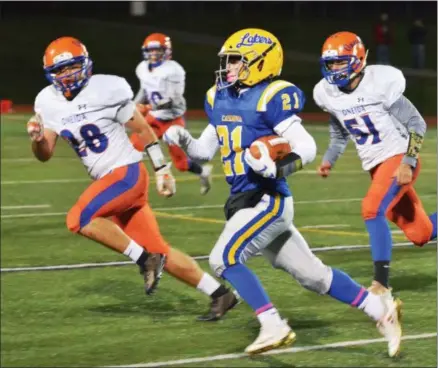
406, 130, 424, 160
145, 142, 166, 171
276, 152, 303, 178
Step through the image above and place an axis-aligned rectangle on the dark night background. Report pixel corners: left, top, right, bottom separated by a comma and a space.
1, 1, 436, 113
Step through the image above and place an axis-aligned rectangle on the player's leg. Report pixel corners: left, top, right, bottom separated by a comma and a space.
262, 223, 402, 357
66, 162, 164, 291
386, 186, 436, 246
362, 154, 410, 290
116, 201, 238, 319
162, 116, 213, 195
209, 194, 295, 354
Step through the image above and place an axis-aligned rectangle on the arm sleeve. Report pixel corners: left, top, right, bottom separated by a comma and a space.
179, 124, 219, 162
273, 116, 316, 166
322, 115, 350, 166
389, 95, 426, 167
389, 95, 426, 137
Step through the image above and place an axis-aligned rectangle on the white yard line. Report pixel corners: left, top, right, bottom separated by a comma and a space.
106, 332, 437, 368
1, 194, 435, 219
1, 204, 51, 210
2, 170, 436, 185
1, 211, 67, 219
2, 241, 435, 273
1, 178, 91, 185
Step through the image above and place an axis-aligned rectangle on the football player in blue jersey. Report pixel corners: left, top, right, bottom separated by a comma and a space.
164, 29, 402, 356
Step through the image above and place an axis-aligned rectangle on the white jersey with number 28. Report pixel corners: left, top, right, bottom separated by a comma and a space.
34, 74, 143, 179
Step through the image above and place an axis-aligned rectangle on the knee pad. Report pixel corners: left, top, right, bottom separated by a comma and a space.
66, 205, 82, 233
208, 251, 227, 278
295, 263, 333, 295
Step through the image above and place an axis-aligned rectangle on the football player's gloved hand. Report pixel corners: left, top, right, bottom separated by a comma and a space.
244, 144, 277, 179
163, 125, 186, 147
27, 114, 44, 143
155, 163, 176, 197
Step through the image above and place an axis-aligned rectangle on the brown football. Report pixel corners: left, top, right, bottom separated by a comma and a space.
249, 135, 292, 161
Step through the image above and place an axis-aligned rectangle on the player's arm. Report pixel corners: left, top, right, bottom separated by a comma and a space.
124, 106, 168, 171
274, 114, 317, 178
164, 124, 219, 162
27, 113, 58, 162
114, 77, 175, 196
322, 115, 349, 166
388, 95, 426, 168
380, 66, 426, 168
245, 83, 316, 179
163, 88, 219, 162
255, 83, 317, 178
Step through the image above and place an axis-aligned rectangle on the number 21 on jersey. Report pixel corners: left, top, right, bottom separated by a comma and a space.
216, 125, 245, 177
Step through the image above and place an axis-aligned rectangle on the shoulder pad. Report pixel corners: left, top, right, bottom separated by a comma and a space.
256, 80, 295, 112
205, 85, 217, 109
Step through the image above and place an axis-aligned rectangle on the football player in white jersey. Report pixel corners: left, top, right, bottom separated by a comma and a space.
314, 32, 437, 307
27, 37, 238, 320
132, 33, 213, 195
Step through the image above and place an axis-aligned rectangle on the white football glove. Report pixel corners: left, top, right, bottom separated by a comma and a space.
155, 163, 176, 197
163, 125, 186, 147
244, 143, 277, 179
27, 114, 44, 142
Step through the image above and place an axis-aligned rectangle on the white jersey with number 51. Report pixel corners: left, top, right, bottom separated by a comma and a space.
313, 65, 409, 171
34, 74, 143, 179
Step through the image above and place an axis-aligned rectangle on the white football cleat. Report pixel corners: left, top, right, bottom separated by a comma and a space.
376, 291, 403, 357
199, 164, 213, 195
244, 319, 296, 355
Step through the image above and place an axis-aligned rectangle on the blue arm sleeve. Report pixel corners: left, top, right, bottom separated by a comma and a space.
263, 85, 306, 129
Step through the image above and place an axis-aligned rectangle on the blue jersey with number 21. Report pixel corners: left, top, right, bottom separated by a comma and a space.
205, 80, 306, 197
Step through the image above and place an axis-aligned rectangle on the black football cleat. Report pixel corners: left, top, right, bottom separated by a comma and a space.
138, 253, 166, 295
197, 289, 239, 322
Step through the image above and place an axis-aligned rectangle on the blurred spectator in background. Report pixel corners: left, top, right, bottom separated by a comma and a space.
374, 13, 392, 65
408, 19, 427, 69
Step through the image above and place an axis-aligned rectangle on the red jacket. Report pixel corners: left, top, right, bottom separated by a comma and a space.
374, 24, 392, 45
